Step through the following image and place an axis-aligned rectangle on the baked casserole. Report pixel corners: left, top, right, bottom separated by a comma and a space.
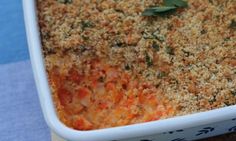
37, 0, 236, 130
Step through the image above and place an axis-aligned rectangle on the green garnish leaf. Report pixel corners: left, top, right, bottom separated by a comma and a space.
142, 6, 176, 16
142, 0, 188, 16
164, 0, 188, 8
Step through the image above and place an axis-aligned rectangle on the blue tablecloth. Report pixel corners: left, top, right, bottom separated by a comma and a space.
0, 1, 50, 141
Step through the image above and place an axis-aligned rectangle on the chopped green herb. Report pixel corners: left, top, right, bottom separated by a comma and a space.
145, 52, 153, 67
208, 0, 214, 4
181, 49, 192, 57
57, 0, 72, 4
201, 29, 207, 34
224, 102, 231, 106
166, 46, 175, 55
152, 42, 160, 51
152, 30, 160, 37
114, 9, 124, 13
79, 45, 87, 52
152, 30, 166, 42
63, 32, 71, 38
231, 90, 236, 96
113, 39, 124, 48
81, 20, 94, 31
229, 20, 236, 30
45, 48, 56, 55
125, 64, 131, 70
224, 37, 230, 42
142, 31, 155, 39
155, 83, 161, 88
81, 35, 89, 40
157, 71, 167, 78
146, 73, 151, 77
208, 96, 216, 104
156, 35, 166, 42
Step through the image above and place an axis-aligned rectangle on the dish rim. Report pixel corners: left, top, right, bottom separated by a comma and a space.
22, 1, 236, 141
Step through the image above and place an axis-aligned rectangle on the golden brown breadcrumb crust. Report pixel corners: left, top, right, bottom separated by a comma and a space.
37, 0, 236, 130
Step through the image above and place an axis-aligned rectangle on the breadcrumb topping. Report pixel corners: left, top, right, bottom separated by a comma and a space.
37, 0, 236, 130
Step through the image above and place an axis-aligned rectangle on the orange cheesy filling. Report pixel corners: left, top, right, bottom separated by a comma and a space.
49, 60, 175, 130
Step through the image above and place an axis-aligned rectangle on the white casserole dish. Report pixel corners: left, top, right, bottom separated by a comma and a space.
23, 1, 236, 141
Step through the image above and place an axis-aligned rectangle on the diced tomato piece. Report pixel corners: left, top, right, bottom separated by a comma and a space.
138, 93, 146, 104
68, 68, 83, 84
57, 87, 72, 106
74, 88, 92, 107
145, 115, 160, 122
148, 98, 158, 108
72, 116, 93, 130
90, 59, 101, 69
98, 102, 108, 109
106, 68, 119, 81
115, 92, 123, 104
121, 73, 130, 84
106, 82, 116, 91
124, 97, 135, 108
154, 111, 163, 119
49, 67, 65, 88
127, 113, 138, 120
65, 103, 84, 115
91, 79, 98, 88
128, 80, 138, 89
77, 87, 90, 99
141, 83, 151, 89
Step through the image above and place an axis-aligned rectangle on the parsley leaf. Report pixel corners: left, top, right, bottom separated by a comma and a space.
142, 6, 176, 16
142, 0, 188, 16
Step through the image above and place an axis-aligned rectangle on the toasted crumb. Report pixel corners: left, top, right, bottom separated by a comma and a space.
37, 0, 236, 130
